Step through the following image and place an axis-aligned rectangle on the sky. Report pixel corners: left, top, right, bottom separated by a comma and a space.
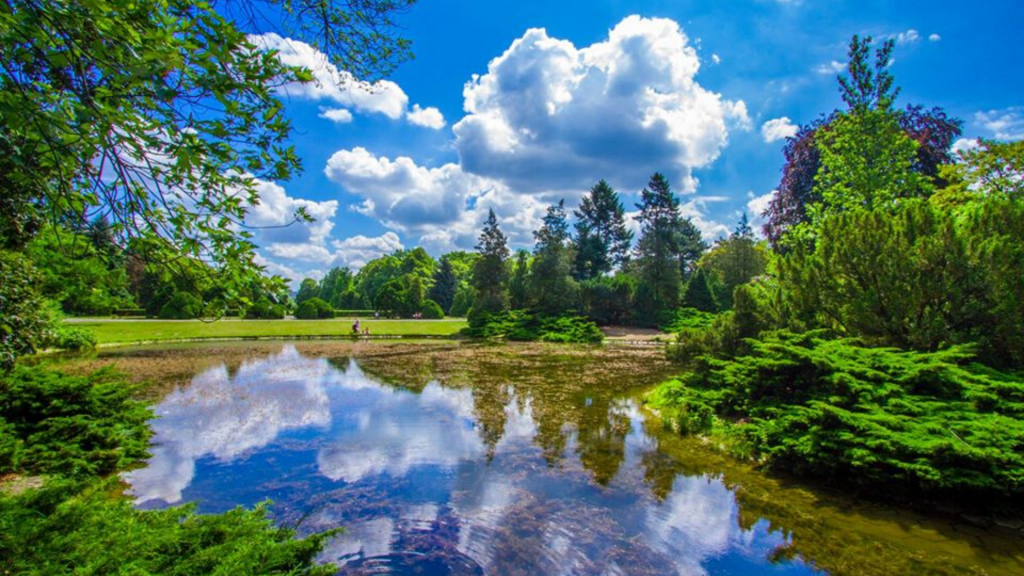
237, 0, 1024, 283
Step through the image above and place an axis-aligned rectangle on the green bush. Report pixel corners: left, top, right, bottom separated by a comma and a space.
50, 326, 97, 351
648, 331, 1024, 500
660, 307, 716, 333
465, 310, 603, 343
0, 366, 152, 478
580, 275, 635, 325
294, 297, 334, 319
0, 250, 51, 371
157, 292, 202, 320
420, 299, 444, 319
246, 296, 286, 320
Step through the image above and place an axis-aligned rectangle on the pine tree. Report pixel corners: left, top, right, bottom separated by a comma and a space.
634, 173, 684, 324
734, 212, 753, 239
573, 180, 633, 280
470, 209, 510, 322
528, 200, 579, 315
429, 257, 458, 314
683, 268, 718, 312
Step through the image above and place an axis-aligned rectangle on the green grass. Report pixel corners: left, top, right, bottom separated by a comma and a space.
68, 318, 467, 345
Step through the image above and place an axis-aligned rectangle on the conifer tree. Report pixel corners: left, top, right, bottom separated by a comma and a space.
634, 173, 685, 324
528, 200, 579, 315
508, 250, 531, 310
429, 257, 458, 314
470, 209, 510, 322
573, 180, 633, 280
683, 268, 718, 312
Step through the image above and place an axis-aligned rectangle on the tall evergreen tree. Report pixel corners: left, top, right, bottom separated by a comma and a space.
677, 218, 708, 279
573, 180, 633, 280
470, 209, 510, 322
508, 250, 531, 310
528, 200, 579, 315
734, 213, 753, 239
682, 268, 718, 312
428, 257, 458, 314
634, 173, 686, 324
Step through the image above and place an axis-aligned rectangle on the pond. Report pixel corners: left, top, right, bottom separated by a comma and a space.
81, 342, 1022, 576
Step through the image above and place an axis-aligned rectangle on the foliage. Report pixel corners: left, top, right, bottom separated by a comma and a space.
682, 268, 718, 313
763, 36, 961, 248
507, 250, 531, 310
0, 0, 415, 311
776, 198, 1024, 368
579, 274, 635, 326
649, 331, 1024, 500
0, 366, 152, 478
48, 325, 98, 352
572, 180, 633, 280
0, 366, 336, 575
470, 209, 510, 325
465, 310, 603, 344
449, 287, 476, 318
420, 299, 444, 319
698, 222, 768, 309
294, 297, 335, 320
660, 307, 716, 333
0, 481, 338, 576
0, 251, 51, 372
528, 200, 580, 315
247, 296, 286, 320
429, 258, 458, 314
634, 173, 699, 325
296, 279, 321, 305
941, 139, 1024, 201
158, 292, 204, 320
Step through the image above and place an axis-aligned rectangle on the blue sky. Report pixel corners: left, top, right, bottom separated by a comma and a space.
239, 0, 1024, 283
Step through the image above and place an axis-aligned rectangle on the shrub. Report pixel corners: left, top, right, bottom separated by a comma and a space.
157, 292, 202, 319
449, 288, 475, 317
465, 310, 603, 343
50, 326, 97, 351
0, 250, 51, 371
295, 297, 334, 319
246, 296, 286, 320
580, 275, 635, 325
0, 366, 152, 478
420, 299, 444, 319
660, 307, 716, 333
649, 331, 1024, 500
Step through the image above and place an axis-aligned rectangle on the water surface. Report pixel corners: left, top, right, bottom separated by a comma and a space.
107, 342, 1022, 576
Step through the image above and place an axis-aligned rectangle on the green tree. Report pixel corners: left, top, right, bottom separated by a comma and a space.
318, 267, 354, 308
573, 180, 633, 280
528, 200, 579, 315
428, 257, 459, 314
374, 280, 405, 318
508, 250, 531, 310
634, 173, 687, 325
682, 268, 718, 313
470, 210, 510, 323
698, 216, 768, 309
0, 252, 49, 371
295, 278, 321, 305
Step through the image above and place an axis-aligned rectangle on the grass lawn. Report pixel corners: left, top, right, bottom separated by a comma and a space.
69, 317, 468, 345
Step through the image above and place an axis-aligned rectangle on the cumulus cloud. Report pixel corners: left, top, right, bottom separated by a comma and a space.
406, 104, 446, 129
452, 15, 749, 193
246, 179, 338, 246
952, 138, 981, 155
325, 147, 548, 252
745, 190, 775, 232
815, 60, 846, 75
975, 107, 1024, 140
929, 33, 941, 42
760, 117, 798, 143
250, 33, 442, 128
319, 108, 354, 123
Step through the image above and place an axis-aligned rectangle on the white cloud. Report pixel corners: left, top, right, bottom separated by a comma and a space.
975, 107, 1024, 140
929, 33, 941, 42
250, 33, 440, 126
680, 199, 730, 241
711, 53, 721, 65
895, 29, 920, 44
760, 117, 798, 143
406, 104, 446, 129
745, 190, 776, 233
952, 138, 981, 155
246, 179, 338, 246
332, 232, 405, 269
815, 60, 845, 75
319, 108, 353, 123
452, 15, 749, 193
325, 147, 548, 253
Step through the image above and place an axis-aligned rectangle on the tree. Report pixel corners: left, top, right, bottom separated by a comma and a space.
0, 252, 49, 372
528, 200, 579, 315
573, 180, 633, 280
428, 258, 458, 314
682, 268, 718, 313
319, 267, 354, 308
470, 209, 510, 322
762, 36, 962, 248
699, 216, 768, 309
374, 280, 405, 318
508, 250, 531, 310
296, 279, 321, 305
734, 213, 753, 239
634, 173, 686, 325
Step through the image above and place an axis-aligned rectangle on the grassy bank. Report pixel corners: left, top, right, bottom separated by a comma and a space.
67, 318, 467, 345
